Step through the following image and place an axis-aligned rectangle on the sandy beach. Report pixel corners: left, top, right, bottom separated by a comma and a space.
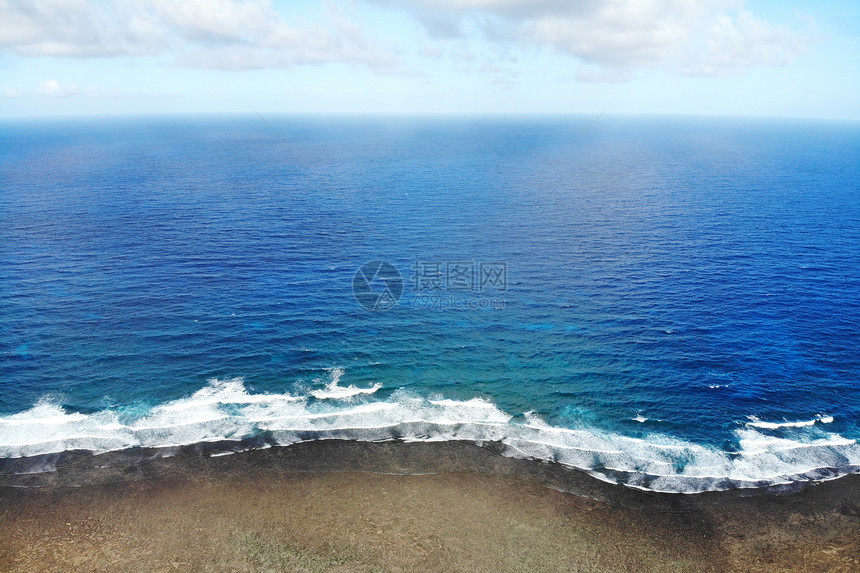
1, 441, 858, 572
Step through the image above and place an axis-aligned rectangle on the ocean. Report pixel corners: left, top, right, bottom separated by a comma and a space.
1, 114, 858, 493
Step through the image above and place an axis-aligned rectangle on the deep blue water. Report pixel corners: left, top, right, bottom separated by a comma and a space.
1, 115, 858, 492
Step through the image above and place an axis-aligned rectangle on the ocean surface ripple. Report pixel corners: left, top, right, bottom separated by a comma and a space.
1, 116, 858, 493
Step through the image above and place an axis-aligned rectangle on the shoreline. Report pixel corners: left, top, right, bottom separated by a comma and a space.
1, 440, 859, 571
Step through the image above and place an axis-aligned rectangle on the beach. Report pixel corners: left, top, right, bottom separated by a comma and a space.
1, 441, 857, 572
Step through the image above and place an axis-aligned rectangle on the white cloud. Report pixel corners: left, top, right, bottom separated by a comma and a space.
0, 87, 26, 98
0, 0, 165, 57
687, 10, 811, 76
0, 0, 397, 70
38, 79, 63, 95
378, 0, 812, 80
0, 1, 815, 81
152, 0, 281, 44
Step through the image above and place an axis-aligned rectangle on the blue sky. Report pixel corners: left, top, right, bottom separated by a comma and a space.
1, 0, 858, 119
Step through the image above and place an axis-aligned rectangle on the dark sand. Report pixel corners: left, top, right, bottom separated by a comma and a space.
0, 441, 858, 572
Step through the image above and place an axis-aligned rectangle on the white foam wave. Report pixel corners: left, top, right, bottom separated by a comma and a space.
746, 414, 834, 429
309, 368, 382, 400
1, 380, 858, 493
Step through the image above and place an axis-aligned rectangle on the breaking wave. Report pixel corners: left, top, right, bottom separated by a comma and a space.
1, 377, 858, 494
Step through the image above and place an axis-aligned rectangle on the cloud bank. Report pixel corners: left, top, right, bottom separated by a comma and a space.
380, 0, 813, 78
0, 0, 395, 70
0, 0, 814, 79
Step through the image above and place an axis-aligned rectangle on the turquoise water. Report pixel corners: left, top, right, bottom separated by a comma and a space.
1, 115, 858, 492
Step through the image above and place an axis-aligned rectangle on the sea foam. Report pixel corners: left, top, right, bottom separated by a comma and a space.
0, 378, 857, 493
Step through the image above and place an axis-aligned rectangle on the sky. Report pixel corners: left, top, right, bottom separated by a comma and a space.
0, 0, 858, 119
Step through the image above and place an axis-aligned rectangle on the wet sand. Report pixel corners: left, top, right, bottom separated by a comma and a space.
1, 441, 858, 572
